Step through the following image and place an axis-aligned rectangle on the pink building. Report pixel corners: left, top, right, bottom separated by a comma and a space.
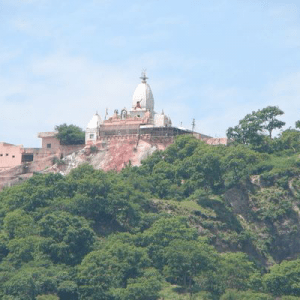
0, 133, 85, 171
38, 132, 61, 150
0, 140, 60, 171
0, 143, 23, 171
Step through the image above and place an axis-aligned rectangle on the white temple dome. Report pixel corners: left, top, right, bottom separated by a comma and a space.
87, 113, 102, 129
132, 72, 154, 112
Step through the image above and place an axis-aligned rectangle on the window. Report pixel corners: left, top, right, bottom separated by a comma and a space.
137, 115, 140, 118
90, 134, 94, 139
47, 144, 51, 149
6, 153, 8, 156
0, 154, 2, 156
22, 154, 34, 162
12, 155, 15, 158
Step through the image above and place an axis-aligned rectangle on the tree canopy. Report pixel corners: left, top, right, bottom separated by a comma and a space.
55, 123, 85, 145
227, 106, 286, 147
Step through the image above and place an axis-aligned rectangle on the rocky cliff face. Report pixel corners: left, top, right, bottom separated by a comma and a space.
204, 179, 300, 265
0, 136, 174, 189
152, 178, 300, 266
47, 136, 174, 175
0, 135, 228, 190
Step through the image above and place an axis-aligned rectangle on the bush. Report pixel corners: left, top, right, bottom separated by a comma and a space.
52, 156, 65, 165
90, 146, 98, 153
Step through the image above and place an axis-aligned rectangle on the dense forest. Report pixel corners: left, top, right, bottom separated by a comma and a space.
1, 106, 300, 299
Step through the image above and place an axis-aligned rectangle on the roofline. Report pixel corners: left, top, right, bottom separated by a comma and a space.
37, 132, 58, 138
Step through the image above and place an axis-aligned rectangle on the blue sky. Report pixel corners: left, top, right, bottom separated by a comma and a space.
1, 0, 300, 147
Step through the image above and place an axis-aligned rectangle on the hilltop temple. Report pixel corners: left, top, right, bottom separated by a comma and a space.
0, 72, 228, 188
85, 72, 209, 144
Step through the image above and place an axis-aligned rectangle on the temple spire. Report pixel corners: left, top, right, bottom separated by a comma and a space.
140, 70, 148, 83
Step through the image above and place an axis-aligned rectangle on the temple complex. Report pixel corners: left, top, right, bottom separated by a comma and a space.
0, 72, 228, 189
85, 72, 211, 144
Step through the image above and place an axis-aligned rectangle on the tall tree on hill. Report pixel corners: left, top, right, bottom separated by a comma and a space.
163, 239, 218, 296
55, 123, 85, 145
258, 106, 285, 139
227, 111, 264, 146
227, 106, 286, 145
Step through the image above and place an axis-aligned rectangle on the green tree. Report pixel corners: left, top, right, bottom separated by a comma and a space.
78, 241, 150, 300
222, 145, 261, 186
258, 106, 285, 139
218, 252, 260, 291
263, 259, 300, 296
3, 210, 37, 239
110, 268, 162, 300
2, 265, 60, 300
0, 233, 9, 262
55, 123, 85, 145
295, 120, 300, 129
38, 212, 95, 265
7, 235, 48, 265
227, 111, 264, 146
178, 151, 224, 194
57, 280, 78, 300
140, 217, 198, 270
163, 239, 218, 294
227, 106, 285, 145
273, 129, 300, 153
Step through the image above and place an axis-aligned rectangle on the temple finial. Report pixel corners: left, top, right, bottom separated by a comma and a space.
140, 69, 148, 83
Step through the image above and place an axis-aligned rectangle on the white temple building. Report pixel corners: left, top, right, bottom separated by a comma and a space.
85, 72, 172, 144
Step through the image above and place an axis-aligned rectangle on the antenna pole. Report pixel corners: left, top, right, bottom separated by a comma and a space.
192, 118, 195, 134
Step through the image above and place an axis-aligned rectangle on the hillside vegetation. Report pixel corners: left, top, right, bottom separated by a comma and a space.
1, 107, 300, 299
